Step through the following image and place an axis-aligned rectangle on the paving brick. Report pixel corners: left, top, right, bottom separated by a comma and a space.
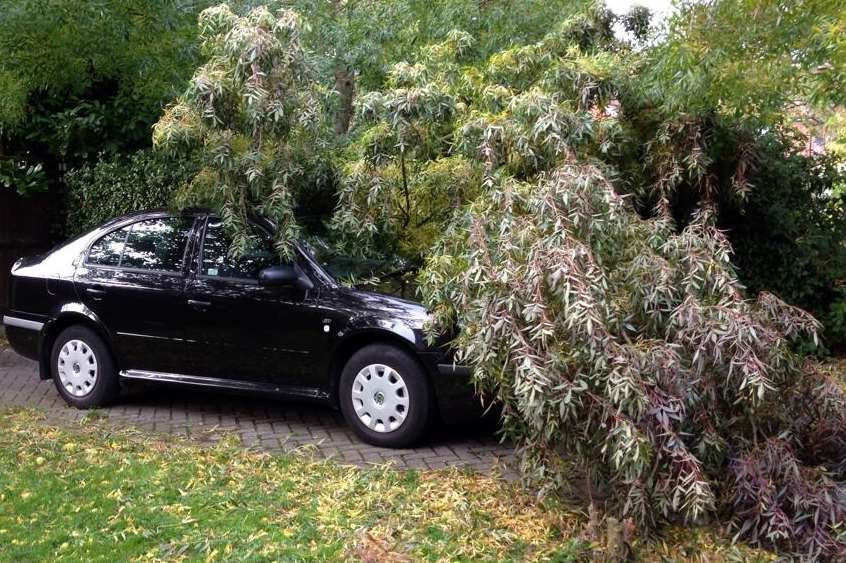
0, 348, 517, 477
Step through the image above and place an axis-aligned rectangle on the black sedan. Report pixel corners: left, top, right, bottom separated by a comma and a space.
2, 209, 475, 447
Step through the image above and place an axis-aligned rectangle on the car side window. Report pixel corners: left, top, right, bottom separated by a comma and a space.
87, 228, 128, 267
87, 217, 193, 272
201, 219, 279, 280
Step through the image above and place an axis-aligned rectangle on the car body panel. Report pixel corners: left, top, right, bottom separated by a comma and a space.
181, 274, 328, 387
3, 209, 480, 424
74, 264, 192, 374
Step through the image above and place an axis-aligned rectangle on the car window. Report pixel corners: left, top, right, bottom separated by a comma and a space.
121, 217, 193, 271
88, 228, 128, 267
87, 217, 193, 272
201, 219, 279, 280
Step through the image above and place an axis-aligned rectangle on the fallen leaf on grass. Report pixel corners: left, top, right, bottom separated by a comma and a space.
350, 530, 412, 563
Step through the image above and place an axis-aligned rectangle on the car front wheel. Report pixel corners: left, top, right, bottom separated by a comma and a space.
339, 344, 433, 448
50, 326, 119, 408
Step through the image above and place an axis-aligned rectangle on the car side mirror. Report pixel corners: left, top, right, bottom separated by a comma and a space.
259, 264, 313, 290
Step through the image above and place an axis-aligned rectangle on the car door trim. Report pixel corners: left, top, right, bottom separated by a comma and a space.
116, 330, 308, 354
115, 331, 198, 344
2, 315, 44, 331
120, 369, 329, 400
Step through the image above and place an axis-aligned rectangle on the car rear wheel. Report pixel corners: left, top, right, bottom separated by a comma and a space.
50, 326, 119, 408
339, 344, 433, 448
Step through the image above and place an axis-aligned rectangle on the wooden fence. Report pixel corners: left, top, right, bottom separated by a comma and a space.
0, 190, 55, 313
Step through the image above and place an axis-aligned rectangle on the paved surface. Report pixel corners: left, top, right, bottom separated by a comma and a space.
0, 345, 516, 476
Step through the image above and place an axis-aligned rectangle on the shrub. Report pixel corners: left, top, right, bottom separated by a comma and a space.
64, 149, 196, 236
420, 162, 846, 559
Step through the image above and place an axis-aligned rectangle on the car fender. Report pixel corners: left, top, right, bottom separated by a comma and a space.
336, 311, 427, 353
45, 302, 111, 334
38, 303, 116, 380
323, 314, 432, 403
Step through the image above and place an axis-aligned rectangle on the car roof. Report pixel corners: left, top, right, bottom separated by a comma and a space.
100, 208, 280, 237
97, 207, 213, 229
79, 208, 336, 286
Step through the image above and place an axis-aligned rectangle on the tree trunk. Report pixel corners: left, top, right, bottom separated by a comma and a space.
334, 66, 355, 135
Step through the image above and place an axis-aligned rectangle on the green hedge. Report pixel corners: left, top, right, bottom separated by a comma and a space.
721, 142, 846, 351
64, 149, 197, 236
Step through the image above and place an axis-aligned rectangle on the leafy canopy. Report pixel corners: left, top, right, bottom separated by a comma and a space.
151, 1, 846, 557
293, 0, 596, 90
332, 8, 621, 260
0, 0, 205, 194
645, 0, 846, 123
329, 3, 846, 557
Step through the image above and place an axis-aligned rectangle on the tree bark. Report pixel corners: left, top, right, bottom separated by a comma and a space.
334, 66, 355, 135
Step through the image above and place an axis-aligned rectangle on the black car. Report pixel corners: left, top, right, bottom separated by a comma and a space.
2, 209, 475, 447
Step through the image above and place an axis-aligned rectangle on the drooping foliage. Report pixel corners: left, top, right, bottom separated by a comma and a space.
325, 3, 846, 557
145, 1, 846, 557
330, 30, 482, 260
332, 9, 621, 261
421, 163, 846, 558
153, 4, 325, 256
326, 0, 846, 348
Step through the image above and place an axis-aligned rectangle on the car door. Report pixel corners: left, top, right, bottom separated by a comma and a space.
181, 217, 327, 389
74, 215, 198, 374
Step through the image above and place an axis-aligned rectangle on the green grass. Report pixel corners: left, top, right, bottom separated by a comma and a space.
0, 409, 591, 562
0, 409, 775, 562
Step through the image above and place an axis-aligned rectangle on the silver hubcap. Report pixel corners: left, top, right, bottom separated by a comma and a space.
58, 339, 98, 397
352, 364, 409, 433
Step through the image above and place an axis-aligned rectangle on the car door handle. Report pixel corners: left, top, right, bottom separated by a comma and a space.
188, 299, 212, 311
85, 288, 107, 301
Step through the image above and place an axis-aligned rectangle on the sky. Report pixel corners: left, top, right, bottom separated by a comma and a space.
604, 0, 674, 17
604, 0, 675, 39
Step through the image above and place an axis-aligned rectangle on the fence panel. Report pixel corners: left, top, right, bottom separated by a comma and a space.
0, 190, 55, 312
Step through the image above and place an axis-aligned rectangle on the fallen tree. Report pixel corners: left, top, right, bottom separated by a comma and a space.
153, 4, 846, 558
420, 162, 846, 558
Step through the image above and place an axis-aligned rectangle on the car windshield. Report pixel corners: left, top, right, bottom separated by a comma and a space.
299, 240, 374, 282
300, 240, 417, 297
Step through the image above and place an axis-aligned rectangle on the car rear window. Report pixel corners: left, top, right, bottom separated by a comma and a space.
87, 217, 193, 272
87, 229, 127, 267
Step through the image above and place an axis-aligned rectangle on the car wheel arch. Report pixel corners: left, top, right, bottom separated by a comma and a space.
328, 330, 435, 408
40, 312, 117, 381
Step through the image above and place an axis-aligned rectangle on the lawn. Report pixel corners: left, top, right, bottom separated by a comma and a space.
0, 408, 773, 562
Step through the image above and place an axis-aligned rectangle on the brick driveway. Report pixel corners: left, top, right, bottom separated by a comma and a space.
0, 344, 516, 476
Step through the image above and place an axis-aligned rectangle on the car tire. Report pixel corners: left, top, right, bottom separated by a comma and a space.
339, 344, 433, 448
50, 326, 119, 409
